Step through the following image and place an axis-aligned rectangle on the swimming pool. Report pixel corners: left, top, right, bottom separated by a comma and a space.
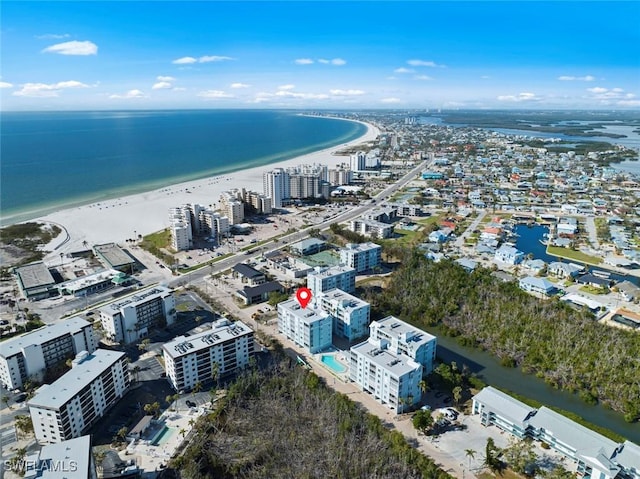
151, 426, 176, 446
321, 354, 347, 374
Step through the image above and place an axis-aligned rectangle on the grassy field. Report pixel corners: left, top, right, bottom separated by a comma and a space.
142, 228, 172, 250
546, 245, 603, 265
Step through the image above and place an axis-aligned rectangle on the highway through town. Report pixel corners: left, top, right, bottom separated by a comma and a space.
169, 159, 428, 287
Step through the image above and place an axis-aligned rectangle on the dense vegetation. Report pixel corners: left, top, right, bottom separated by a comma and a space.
362, 253, 640, 422
167, 359, 452, 479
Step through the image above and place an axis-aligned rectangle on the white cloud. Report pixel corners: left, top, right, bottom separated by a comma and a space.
317, 59, 330, 64
278, 84, 296, 91
0, 81, 14, 89
250, 92, 275, 103
558, 75, 595, 81
173, 55, 233, 64
587, 87, 608, 94
497, 92, 541, 102
197, 90, 235, 99
172, 56, 198, 64
329, 89, 365, 96
414, 75, 433, 81
199, 55, 233, 63
586, 86, 636, 102
275, 90, 329, 100
394, 67, 415, 74
13, 80, 89, 97
42, 40, 98, 56
380, 97, 401, 104
331, 58, 346, 66
109, 89, 146, 99
230, 83, 251, 89
36, 33, 70, 40
172, 87, 186, 91
407, 59, 444, 67
152, 82, 172, 90
617, 100, 640, 107
295, 58, 314, 65
157, 75, 176, 82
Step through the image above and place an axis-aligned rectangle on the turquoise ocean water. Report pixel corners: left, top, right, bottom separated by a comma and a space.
0, 110, 367, 225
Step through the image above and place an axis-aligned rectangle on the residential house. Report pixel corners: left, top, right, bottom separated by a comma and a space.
519, 277, 556, 296
494, 245, 525, 265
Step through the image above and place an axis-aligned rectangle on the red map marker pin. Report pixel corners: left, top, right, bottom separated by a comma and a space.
295, 287, 312, 308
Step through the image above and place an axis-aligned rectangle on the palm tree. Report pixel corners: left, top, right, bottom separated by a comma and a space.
179, 428, 186, 438
418, 380, 429, 403
452, 386, 463, 406
1, 395, 10, 409
465, 448, 476, 470
192, 381, 202, 394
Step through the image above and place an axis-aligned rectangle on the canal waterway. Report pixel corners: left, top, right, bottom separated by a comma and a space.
513, 224, 639, 286
426, 325, 640, 443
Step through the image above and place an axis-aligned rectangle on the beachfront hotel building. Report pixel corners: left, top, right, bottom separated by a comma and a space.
328, 166, 353, 186
169, 206, 193, 251
306, 265, 356, 297
369, 316, 437, 373
220, 191, 245, 225
162, 319, 254, 392
349, 338, 423, 414
277, 299, 332, 353
0, 317, 97, 390
99, 286, 176, 344
28, 349, 130, 444
23, 434, 98, 479
317, 289, 370, 342
472, 386, 640, 479
169, 203, 230, 250
263, 168, 290, 209
339, 242, 382, 273
93, 243, 137, 274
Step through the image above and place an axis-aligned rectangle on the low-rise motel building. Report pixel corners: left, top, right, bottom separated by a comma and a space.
99, 285, 176, 344
163, 319, 254, 392
473, 386, 640, 479
0, 317, 97, 390
349, 316, 437, 413
28, 349, 130, 444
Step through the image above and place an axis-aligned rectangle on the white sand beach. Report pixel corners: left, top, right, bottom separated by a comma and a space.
36, 120, 379, 257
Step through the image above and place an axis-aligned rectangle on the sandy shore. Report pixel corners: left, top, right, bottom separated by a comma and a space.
36, 119, 379, 259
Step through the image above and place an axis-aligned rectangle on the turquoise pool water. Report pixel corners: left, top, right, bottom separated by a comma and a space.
321, 355, 347, 374
151, 426, 175, 446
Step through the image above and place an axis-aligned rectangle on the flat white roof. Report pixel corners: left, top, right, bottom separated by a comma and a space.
59, 269, 122, 292
24, 435, 91, 479
100, 285, 172, 314
308, 265, 355, 278
1, 317, 91, 359
278, 299, 331, 326
372, 316, 437, 347
342, 242, 381, 253
28, 349, 125, 410
319, 289, 369, 311
15, 262, 56, 290
163, 319, 253, 359
473, 386, 536, 425
351, 340, 420, 377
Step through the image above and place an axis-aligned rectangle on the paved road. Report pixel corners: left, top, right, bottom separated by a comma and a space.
169, 160, 429, 287
454, 210, 487, 247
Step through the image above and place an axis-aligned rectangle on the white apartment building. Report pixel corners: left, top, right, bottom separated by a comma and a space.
350, 151, 367, 172
23, 435, 97, 479
369, 316, 437, 374
328, 167, 352, 186
318, 289, 370, 341
349, 218, 394, 239
340, 242, 382, 273
99, 286, 176, 344
306, 265, 356, 296
263, 168, 290, 209
219, 191, 245, 225
199, 209, 230, 242
349, 338, 422, 413
277, 299, 332, 353
163, 319, 254, 392
169, 206, 193, 251
28, 349, 130, 443
0, 317, 97, 390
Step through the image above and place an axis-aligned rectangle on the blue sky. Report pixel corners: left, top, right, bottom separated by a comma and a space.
1, 1, 639, 110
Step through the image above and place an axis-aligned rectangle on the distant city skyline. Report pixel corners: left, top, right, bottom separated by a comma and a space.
1, 1, 638, 110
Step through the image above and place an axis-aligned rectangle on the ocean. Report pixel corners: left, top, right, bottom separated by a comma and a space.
0, 110, 367, 225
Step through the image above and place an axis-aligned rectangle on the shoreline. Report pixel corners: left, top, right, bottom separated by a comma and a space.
31, 119, 379, 258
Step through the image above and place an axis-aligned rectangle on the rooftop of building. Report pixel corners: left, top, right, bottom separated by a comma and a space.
308, 265, 355, 278
93, 243, 136, 268
290, 238, 326, 250
100, 285, 173, 314
351, 339, 421, 377
473, 386, 536, 425
232, 263, 265, 279
15, 262, 56, 290
28, 349, 126, 410
371, 316, 437, 346
278, 299, 331, 325
58, 269, 125, 292
163, 319, 253, 359
319, 289, 370, 310
341, 242, 381, 253
1, 316, 92, 358
24, 435, 92, 479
